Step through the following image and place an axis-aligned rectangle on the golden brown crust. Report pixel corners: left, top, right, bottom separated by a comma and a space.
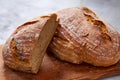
2, 14, 58, 73
49, 7, 120, 66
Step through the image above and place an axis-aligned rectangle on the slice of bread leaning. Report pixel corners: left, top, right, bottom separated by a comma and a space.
2, 14, 58, 74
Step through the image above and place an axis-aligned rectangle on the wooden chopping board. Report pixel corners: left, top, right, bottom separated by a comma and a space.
0, 45, 120, 80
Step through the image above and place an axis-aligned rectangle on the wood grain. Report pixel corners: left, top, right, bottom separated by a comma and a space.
0, 45, 120, 80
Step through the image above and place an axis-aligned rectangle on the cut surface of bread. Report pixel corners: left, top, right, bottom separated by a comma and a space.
2, 14, 58, 73
48, 7, 120, 67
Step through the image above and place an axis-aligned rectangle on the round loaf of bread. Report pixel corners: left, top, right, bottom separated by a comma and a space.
48, 7, 120, 67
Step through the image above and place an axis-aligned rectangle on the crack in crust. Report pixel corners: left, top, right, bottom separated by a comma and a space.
84, 13, 111, 41
10, 38, 18, 62
10, 38, 30, 63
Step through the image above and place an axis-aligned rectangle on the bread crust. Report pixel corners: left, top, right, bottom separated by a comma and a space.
49, 7, 120, 66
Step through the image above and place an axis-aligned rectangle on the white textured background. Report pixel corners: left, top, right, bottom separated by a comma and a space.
0, 0, 120, 79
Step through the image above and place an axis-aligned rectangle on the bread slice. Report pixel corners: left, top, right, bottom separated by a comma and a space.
48, 7, 120, 67
2, 14, 58, 73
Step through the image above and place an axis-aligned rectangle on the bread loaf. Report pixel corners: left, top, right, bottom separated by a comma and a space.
2, 14, 58, 73
2, 7, 120, 74
48, 7, 120, 67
